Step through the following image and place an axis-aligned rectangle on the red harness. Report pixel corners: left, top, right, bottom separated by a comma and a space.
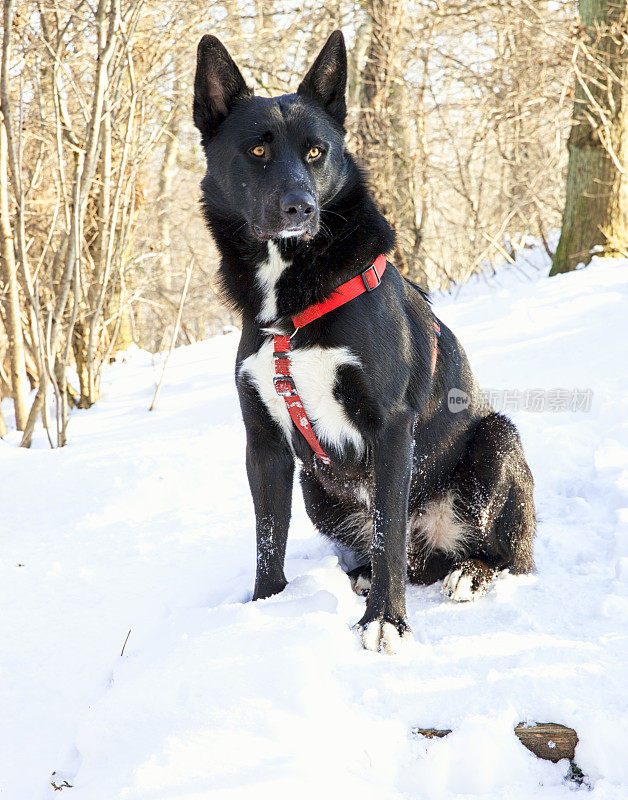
272, 255, 439, 464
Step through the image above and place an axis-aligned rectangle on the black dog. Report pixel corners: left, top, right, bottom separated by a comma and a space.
193, 31, 535, 653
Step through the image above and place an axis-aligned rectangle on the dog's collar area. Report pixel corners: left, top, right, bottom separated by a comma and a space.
361, 263, 382, 292
291, 254, 387, 329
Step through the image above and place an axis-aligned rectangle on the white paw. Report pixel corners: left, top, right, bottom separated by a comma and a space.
350, 573, 372, 596
359, 619, 412, 654
442, 568, 475, 601
442, 560, 494, 602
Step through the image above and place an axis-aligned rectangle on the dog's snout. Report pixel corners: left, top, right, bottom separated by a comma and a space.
280, 190, 317, 220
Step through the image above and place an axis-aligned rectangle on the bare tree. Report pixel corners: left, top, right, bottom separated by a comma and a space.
0, 1, 28, 430
352, 0, 429, 283
552, 0, 628, 274
0, 0, 187, 445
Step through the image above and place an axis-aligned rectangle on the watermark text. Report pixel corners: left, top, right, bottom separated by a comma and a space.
447, 388, 593, 414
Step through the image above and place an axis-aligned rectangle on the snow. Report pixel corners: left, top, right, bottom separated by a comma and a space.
1, 249, 627, 799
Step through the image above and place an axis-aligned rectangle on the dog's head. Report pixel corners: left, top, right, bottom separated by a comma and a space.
193, 31, 348, 242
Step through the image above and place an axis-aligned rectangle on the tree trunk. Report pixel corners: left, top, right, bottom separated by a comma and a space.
0, 115, 28, 430
106, 276, 133, 355
157, 93, 180, 292
72, 322, 94, 409
551, 0, 628, 275
355, 0, 429, 285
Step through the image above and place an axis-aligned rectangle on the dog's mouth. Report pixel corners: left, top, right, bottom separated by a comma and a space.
252, 223, 319, 243
277, 228, 308, 239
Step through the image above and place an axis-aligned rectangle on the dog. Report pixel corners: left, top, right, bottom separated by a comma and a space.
193, 30, 536, 654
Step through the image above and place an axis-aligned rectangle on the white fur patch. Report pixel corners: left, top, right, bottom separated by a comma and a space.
256, 242, 289, 323
240, 339, 364, 454
357, 485, 372, 510
410, 491, 471, 556
359, 620, 411, 654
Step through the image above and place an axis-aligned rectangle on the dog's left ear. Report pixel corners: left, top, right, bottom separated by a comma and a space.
298, 30, 347, 127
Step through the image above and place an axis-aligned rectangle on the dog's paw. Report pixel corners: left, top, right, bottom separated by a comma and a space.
355, 615, 412, 654
252, 576, 288, 601
442, 558, 496, 602
347, 564, 372, 597
350, 573, 371, 597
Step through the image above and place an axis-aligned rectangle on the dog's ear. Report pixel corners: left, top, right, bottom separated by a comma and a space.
297, 30, 347, 127
193, 35, 252, 144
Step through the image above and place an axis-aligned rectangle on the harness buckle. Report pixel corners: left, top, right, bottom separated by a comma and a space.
273, 375, 297, 397
361, 264, 381, 292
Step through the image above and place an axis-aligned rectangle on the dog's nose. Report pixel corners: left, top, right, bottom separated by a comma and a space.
280, 190, 316, 221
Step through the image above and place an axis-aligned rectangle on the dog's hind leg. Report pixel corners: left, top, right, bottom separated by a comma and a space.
300, 468, 374, 579
441, 412, 536, 602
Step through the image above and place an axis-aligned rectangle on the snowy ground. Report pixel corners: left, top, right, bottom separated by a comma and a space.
1, 250, 627, 799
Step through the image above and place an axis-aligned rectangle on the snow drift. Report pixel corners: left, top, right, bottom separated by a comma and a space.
1, 249, 627, 799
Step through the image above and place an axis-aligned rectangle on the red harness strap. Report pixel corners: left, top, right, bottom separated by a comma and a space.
273, 334, 332, 465
431, 320, 440, 374
292, 254, 387, 328
272, 255, 439, 464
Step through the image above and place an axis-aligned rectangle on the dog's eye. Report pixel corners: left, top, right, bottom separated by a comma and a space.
307, 146, 322, 161
249, 145, 265, 158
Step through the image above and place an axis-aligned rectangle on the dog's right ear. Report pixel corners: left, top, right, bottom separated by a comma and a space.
193, 36, 252, 144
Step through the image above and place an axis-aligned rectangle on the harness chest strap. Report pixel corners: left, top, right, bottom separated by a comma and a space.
272, 255, 440, 464
273, 334, 332, 465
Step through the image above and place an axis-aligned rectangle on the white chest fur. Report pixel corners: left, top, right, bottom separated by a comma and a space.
240, 339, 364, 455
256, 242, 289, 324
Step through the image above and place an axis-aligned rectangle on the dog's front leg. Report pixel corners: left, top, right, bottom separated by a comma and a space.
246, 432, 294, 600
357, 410, 414, 653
